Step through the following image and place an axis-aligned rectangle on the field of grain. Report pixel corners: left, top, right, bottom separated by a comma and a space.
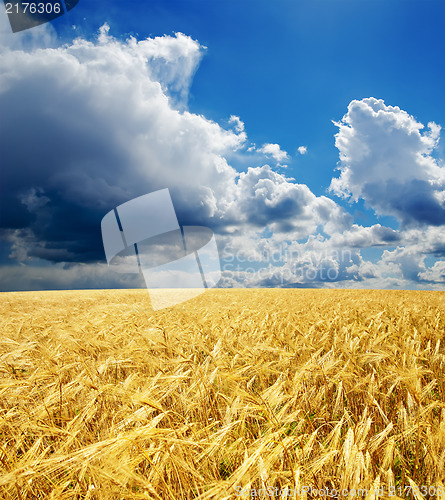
0, 288, 444, 499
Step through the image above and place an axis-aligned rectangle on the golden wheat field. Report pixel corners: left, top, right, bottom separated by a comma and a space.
0, 288, 444, 499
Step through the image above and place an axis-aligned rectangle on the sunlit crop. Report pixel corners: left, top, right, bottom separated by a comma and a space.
0, 288, 444, 499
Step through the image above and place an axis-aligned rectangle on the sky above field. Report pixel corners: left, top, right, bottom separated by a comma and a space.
0, 0, 444, 291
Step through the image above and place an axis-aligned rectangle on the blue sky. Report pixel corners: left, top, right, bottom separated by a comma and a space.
0, 0, 444, 291
65, 0, 445, 195
48, 0, 445, 183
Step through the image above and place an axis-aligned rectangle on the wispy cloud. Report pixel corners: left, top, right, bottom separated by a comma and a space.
258, 143, 290, 164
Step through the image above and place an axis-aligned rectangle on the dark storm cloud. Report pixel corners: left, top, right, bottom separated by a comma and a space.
0, 29, 238, 265
1, 26, 443, 291
0, 28, 351, 271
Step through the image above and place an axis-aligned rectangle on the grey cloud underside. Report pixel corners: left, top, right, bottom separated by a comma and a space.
363, 179, 445, 226
330, 97, 445, 229
0, 27, 443, 290
0, 29, 350, 266
0, 33, 220, 262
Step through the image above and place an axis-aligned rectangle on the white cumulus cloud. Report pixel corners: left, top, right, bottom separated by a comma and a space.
0, 24, 443, 291
229, 115, 245, 133
0, 24, 355, 290
330, 97, 445, 227
258, 143, 290, 164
